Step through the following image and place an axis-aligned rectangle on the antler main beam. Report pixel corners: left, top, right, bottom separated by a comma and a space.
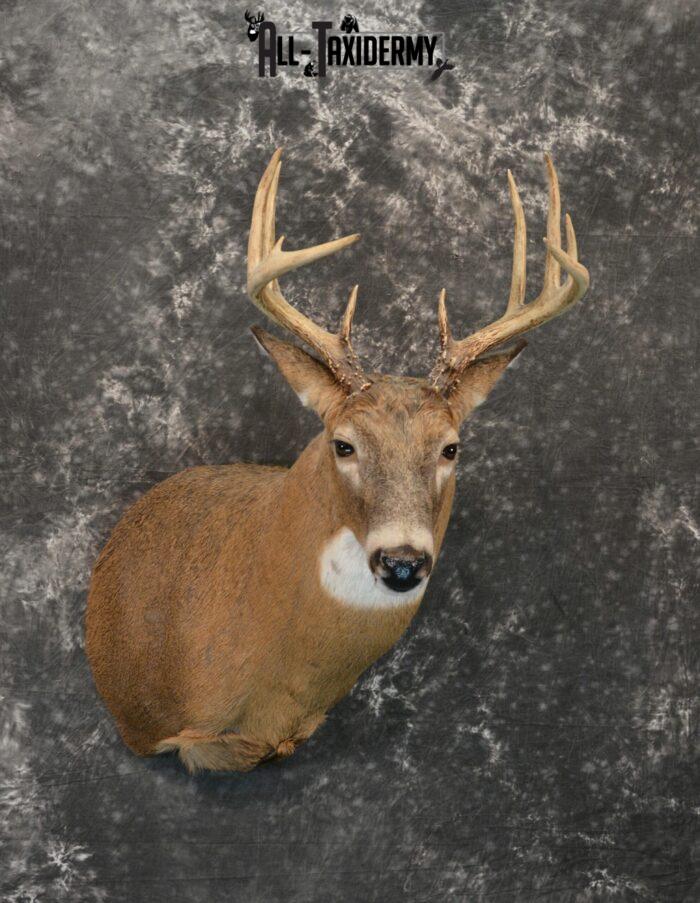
247, 148, 367, 391
431, 154, 590, 392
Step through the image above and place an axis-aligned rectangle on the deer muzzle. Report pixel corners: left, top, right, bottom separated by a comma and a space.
369, 546, 433, 593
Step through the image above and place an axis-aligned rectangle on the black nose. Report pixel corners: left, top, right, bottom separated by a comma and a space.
370, 547, 433, 593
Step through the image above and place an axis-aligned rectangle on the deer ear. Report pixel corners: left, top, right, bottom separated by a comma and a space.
446, 341, 526, 423
251, 327, 347, 420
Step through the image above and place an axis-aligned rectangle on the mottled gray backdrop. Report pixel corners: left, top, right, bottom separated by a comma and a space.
1, 1, 698, 900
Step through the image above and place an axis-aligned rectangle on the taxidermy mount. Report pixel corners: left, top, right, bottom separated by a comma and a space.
86, 148, 590, 773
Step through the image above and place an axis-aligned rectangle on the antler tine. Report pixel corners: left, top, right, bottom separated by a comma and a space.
543, 153, 561, 291
340, 284, 358, 344
247, 148, 366, 390
431, 155, 590, 393
544, 213, 588, 303
437, 288, 451, 350
506, 169, 526, 314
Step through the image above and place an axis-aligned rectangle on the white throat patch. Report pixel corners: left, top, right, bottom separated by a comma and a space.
319, 527, 428, 609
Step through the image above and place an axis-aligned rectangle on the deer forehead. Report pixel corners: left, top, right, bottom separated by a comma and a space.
332, 392, 456, 453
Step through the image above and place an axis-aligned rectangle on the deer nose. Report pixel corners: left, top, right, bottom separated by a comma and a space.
370, 546, 433, 593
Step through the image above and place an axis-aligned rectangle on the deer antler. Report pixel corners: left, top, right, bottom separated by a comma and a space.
431, 154, 590, 393
247, 148, 367, 392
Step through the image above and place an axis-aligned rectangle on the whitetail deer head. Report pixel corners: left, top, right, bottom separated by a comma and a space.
244, 9, 265, 41
248, 149, 589, 596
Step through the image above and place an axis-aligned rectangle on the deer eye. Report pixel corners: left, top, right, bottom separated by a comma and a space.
442, 443, 458, 461
333, 440, 355, 458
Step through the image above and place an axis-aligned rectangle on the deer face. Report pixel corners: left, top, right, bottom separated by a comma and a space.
252, 330, 523, 596
325, 379, 456, 591
246, 148, 589, 599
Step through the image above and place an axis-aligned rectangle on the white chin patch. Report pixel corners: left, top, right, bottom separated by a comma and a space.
319, 528, 427, 609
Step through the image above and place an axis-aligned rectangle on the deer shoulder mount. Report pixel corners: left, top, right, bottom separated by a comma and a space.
86, 148, 589, 773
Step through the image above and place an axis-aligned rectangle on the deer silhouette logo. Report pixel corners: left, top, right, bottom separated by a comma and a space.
340, 14, 359, 34
245, 9, 265, 41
